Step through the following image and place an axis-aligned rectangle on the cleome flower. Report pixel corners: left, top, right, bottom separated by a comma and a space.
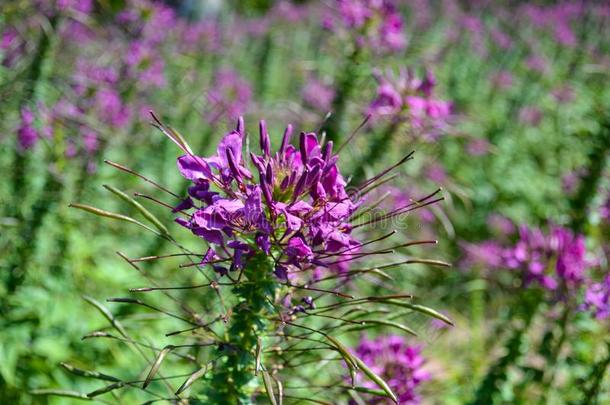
354, 335, 430, 404
368, 68, 452, 137
461, 222, 595, 295
174, 117, 362, 279
332, 0, 407, 53
70, 114, 449, 404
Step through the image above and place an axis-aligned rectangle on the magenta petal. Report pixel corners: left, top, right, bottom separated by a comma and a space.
177, 154, 212, 180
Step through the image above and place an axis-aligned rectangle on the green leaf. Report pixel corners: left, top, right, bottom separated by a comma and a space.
143, 345, 175, 388
31, 389, 91, 400
261, 370, 278, 405
352, 356, 398, 404
82, 295, 128, 337
325, 335, 358, 370
347, 319, 417, 336
86, 382, 125, 398
387, 300, 454, 326
340, 385, 390, 397
69, 203, 158, 235
175, 363, 211, 395
60, 363, 120, 382
103, 185, 169, 235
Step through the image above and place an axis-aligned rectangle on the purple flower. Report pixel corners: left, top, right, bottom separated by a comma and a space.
466, 138, 491, 156
582, 276, 610, 320
472, 224, 592, 293
174, 117, 362, 277
490, 29, 513, 50
206, 69, 252, 124
95, 88, 131, 129
487, 214, 516, 236
518, 106, 543, 126
554, 22, 577, 47
82, 130, 99, 154
368, 69, 452, 135
354, 335, 430, 404
302, 77, 335, 112
526, 56, 548, 74
333, 0, 407, 53
460, 241, 506, 270
1, 27, 17, 50
490, 71, 513, 89
17, 107, 38, 150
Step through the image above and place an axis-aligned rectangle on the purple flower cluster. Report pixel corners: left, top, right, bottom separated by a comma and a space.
302, 77, 335, 112
462, 224, 591, 292
17, 107, 38, 150
206, 70, 253, 124
582, 276, 610, 320
368, 69, 452, 135
328, 0, 407, 53
354, 335, 430, 404
174, 118, 360, 278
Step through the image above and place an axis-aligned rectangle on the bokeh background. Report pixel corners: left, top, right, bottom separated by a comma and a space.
1, 0, 609, 404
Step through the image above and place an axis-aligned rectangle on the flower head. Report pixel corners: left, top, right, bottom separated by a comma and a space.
368, 68, 452, 136
206, 70, 253, 124
332, 0, 407, 53
302, 77, 335, 112
354, 335, 430, 404
17, 107, 38, 150
465, 223, 592, 293
175, 118, 361, 277
582, 276, 610, 320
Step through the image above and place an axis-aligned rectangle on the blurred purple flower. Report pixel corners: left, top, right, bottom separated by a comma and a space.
487, 214, 516, 236
17, 107, 38, 150
302, 77, 335, 112
333, 0, 407, 53
82, 130, 99, 154
490, 29, 513, 49
518, 106, 543, 126
552, 86, 574, 104
57, 0, 93, 13
582, 276, 610, 320
368, 69, 452, 134
525, 56, 548, 74
506, 225, 590, 291
1, 27, 17, 50
462, 222, 594, 294
461, 240, 506, 270
490, 71, 513, 90
554, 22, 577, 47
95, 88, 131, 129
466, 138, 491, 156
206, 69, 252, 123
354, 335, 430, 404
426, 164, 447, 183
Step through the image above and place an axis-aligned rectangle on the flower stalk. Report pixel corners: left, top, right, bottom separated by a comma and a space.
207, 253, 277, 404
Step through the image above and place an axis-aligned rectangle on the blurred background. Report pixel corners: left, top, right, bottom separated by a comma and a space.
0, 0, 609, 404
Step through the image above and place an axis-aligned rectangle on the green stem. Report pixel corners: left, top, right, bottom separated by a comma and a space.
536, 305, 571, 404
256, 33, 273, 103
3, 17, 59, 301
322, 47, 362, 145
569, 114, 610, 233
206, 253, 277, 404
579, 342, 610, 405
468, 290, 541, 405
5, 170, 63, 297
